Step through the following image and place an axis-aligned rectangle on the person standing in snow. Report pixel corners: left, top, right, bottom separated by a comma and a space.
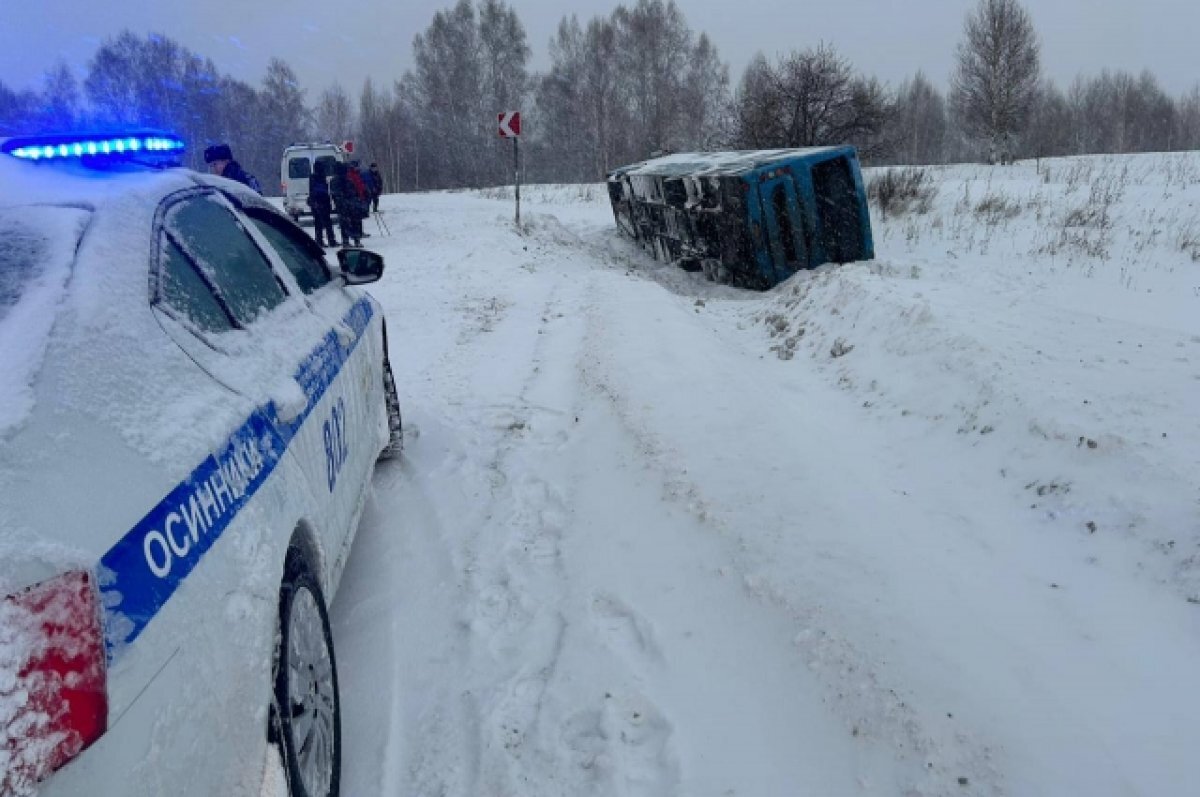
329, 162, 361, 248
307, 160, 338, 248
366, 163, 384, 213
203, 143, 262, 194
346, 160, 370, 238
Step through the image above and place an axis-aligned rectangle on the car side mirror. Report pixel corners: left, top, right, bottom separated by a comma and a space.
337, 248, 384, 285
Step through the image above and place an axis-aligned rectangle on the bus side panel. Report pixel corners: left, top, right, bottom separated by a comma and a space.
789, 162, 824, 268
741, 172, 777, 286
847, 151, 875, 260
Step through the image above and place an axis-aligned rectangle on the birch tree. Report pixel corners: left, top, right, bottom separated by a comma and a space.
951, 0, 1041, 163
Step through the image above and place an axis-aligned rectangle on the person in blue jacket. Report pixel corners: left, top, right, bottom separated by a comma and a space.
203, 144, 262, 194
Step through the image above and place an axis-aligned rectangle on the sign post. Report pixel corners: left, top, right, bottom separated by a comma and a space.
498, 111, 522, 226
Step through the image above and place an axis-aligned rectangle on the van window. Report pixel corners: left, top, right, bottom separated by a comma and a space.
288, 157, 312, 179
314, 156, 339, 177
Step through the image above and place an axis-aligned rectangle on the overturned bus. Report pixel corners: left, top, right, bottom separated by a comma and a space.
606, 147, 873, 289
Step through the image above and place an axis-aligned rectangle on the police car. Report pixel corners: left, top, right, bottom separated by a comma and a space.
0, 132, 404, 796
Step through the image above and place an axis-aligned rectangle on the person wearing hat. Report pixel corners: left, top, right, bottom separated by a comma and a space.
329, 162, 361, 248
367, 162, 384, 212
203, 143, 262, 194
307, 160, 339, 248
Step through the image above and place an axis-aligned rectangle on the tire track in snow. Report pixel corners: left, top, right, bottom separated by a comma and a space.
455, 268, 684, 796
570, 270, 1004, 797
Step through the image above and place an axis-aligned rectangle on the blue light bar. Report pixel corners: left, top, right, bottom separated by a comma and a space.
0, 131, 186, 166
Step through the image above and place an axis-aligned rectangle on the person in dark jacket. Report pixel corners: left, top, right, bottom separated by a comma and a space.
329, 162, 361, 248
307, 160, 338, 248
366, 163, 384, 212
203, 143, 262, 194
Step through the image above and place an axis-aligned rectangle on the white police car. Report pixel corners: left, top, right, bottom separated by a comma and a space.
0, 132, 403, 796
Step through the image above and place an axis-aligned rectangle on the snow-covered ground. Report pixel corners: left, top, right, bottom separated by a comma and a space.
330, 153, 1200, 797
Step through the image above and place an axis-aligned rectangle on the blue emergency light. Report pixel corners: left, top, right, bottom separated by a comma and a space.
0, 131, 186, 167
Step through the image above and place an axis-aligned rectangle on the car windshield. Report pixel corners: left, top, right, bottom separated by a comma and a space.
0, 205, 92, 434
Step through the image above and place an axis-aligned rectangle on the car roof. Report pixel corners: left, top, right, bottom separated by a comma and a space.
283, 144, 343, 154
0, 152, 196, 211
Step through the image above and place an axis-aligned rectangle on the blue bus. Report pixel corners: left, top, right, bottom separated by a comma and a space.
606, 147, 874, 289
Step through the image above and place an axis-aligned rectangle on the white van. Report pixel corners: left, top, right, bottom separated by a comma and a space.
281, 142, 348, 221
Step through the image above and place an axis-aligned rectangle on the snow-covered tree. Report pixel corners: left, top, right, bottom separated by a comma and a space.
951, 0, 1040, 163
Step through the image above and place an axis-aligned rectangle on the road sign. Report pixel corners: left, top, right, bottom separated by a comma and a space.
498, 111, 521, 138
342, 140, 354, 153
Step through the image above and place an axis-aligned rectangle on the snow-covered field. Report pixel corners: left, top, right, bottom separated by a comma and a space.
331, 153, 1200, 797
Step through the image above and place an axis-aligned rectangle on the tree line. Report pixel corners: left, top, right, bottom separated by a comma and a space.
3, 0, 1199, 194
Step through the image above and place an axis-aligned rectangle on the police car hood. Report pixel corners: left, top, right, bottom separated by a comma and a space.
0, 157, 253, 591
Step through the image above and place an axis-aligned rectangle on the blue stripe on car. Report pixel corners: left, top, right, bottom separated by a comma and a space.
98, 296, 375, 663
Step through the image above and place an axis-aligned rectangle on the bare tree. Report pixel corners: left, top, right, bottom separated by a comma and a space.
0, 80, 38, 135
356, 77, 416, 192
314, 84, 355, 143
732, 44, 891, 159
612, 0, 697, 159
259, 58, 308, 146
1177, 85, 1200, 151
478, 0, 531, 184
1022, 79, 1074, 158
680, 33, 731, 150
536, 16, 595, 181
890, 71, 947, 165
410, 0, 483, 187
951, 0, 1040, 163
38, 62, 81, 131
731, 54, 782, 149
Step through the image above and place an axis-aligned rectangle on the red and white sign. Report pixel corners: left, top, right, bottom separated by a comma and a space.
342, 140, 355, 153
498, 111, 521, 138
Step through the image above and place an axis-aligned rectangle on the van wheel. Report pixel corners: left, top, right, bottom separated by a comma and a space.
274, 555, 341, 797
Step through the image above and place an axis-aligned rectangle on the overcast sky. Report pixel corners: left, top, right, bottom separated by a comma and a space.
2, 0, 1196, 100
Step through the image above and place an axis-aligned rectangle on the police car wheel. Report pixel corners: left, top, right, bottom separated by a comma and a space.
379, 359, 404, 460
275, 560, 341, 797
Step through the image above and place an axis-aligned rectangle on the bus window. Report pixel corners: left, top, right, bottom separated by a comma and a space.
773, 185, 799, 264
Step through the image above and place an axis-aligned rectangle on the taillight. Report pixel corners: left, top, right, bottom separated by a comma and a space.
2, 570, 107, 793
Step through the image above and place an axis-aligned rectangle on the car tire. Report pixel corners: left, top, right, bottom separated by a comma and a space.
274, 554, 341, 797
378, 358, 404, 460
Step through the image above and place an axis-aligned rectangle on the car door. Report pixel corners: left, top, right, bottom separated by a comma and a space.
232, 201, 385, 575
151, 188, 366, 573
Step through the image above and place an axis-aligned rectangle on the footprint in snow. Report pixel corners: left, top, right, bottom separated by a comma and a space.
592, 593, 664, 665
562, 691, 680, 797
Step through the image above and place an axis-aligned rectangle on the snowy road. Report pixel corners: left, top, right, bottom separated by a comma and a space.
327, 161, 1200, 797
